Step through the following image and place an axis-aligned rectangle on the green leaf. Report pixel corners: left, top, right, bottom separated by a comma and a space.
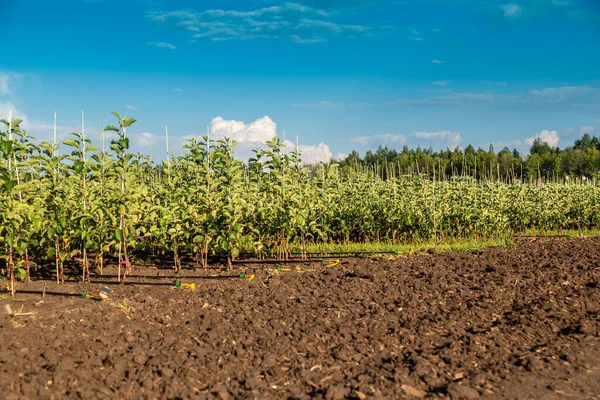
0, 140, 13, 157
63, 139, 79, 148
123, 117, 136, 128
73, 161, 85, 174
104, 125, 119, 132
31, 216, 42, 231
5, 235, 15, 247
16, 268, 27, 282
2, 180, 17, 193
118, 138, 130, 150
39, 142, 54, 154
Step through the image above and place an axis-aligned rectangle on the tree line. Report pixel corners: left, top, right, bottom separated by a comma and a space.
337, 134, 600, 182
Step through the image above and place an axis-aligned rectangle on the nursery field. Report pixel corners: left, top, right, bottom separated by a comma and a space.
1, 236, 600, 399
3, 113, 600, 291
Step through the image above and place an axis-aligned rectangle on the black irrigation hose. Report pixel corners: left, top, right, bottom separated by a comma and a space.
231, 253, 394, 265
513, 234, 571, 238
238, 250, 398, 256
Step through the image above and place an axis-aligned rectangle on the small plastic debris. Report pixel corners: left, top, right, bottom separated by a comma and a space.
80, 291, 102, 300
239, 273, 245, 278
181, 283, 196, 290
98, 286, 111, 300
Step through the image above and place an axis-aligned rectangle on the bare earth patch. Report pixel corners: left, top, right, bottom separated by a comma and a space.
1, 237, 599, 399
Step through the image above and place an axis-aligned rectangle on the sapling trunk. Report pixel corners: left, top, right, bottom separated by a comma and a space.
55, 237, 60, 284
203, 238, 209, 270
8, 250, 14, 297
83, 248, 90, 283
123, 237, 130, 276
173, 240, 180, 272
25, 249, 30, 282
118, 243, 122, 283
98, 248, 103, 275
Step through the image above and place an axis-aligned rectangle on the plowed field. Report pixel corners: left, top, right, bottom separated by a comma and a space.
1, 237, 600, 399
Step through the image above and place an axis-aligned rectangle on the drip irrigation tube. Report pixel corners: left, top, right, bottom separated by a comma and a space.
231, 253, 393, 265
513, 234, 571, 238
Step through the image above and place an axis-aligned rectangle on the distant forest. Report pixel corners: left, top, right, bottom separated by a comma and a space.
336, 134, 600, 182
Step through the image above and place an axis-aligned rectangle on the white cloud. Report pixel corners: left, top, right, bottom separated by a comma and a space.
146, 3, 371, 44
414, 131, 462, 148
530, 86, 595, 96
147, 41, 176, 51
297, 18, 342, 33
0, 75, 10, 96
580, 126, 594, 134
180, 116, 330, 164
397, 92, 495, 106
288, 141, 333, 164
501, 3, 523, 18
525, 129, 560, 148
0, 101, 27, 123
134, 132, 163, 148
336, 152, 348, 161
123, 105, 138, 110
289, 35, 326, 44
398, 84, 599, 110
515, 86, 600, 110
350, 130, 461, 150
528, 86, 599, 101
432, 59, 445, 64
0, 72, 24, 97
210, 115, 276, 143
351, 134, 408, 146
431, 80, 449, 86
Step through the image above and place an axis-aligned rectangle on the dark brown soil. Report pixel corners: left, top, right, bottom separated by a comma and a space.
1, 237, 600, 399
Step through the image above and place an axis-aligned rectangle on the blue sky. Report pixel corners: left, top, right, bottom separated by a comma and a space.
1, 0, 599, 162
